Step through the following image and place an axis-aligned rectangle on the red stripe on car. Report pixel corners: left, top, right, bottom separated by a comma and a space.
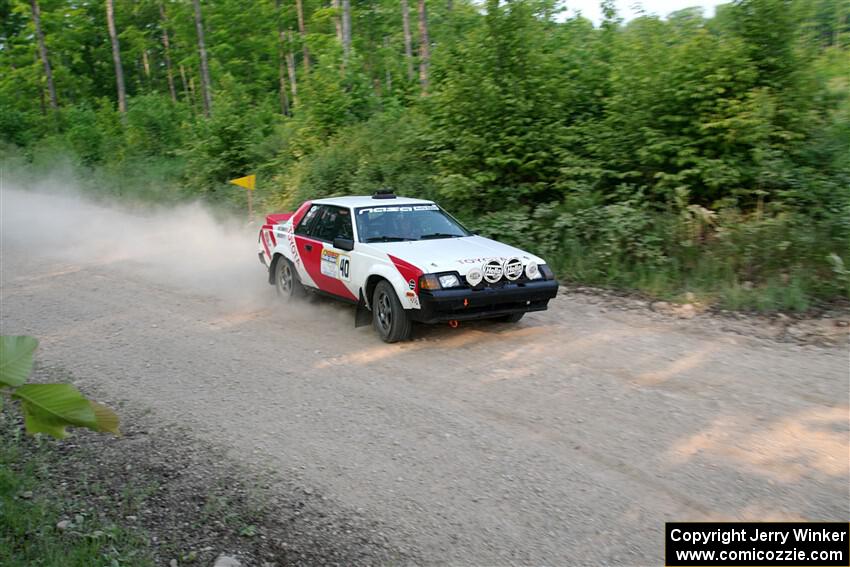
388, 254, 423, 293
261, 224, 277, 246
261, 230, 271, 258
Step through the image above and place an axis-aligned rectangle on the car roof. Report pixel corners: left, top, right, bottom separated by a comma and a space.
311, 195, 435, 208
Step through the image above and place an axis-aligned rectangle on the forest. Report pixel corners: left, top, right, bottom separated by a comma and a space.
1, 0, 848, 310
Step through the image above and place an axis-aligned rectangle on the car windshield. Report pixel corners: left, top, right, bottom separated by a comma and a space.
355, 204, 471, 243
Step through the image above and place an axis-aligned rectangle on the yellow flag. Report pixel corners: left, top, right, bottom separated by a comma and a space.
229, 174, 256, 191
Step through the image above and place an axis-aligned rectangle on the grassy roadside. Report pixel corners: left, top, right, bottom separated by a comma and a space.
0, 411, 153, 567
0, 364, 408, 567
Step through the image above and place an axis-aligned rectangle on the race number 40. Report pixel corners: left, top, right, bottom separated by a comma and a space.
338, 256, 351, 281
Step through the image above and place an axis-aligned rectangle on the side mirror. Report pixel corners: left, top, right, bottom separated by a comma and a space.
333, 237, 354, 251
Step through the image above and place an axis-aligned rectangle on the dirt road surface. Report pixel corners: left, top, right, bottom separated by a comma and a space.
2, 187, 848, 565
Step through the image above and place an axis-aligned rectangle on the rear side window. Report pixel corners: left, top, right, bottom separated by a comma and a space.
295, 205, 321, 236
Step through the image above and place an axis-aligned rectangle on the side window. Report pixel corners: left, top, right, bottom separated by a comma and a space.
295, 205, 321, 236
312, 206, 353, 242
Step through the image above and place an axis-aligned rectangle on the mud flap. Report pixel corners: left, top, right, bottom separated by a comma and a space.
355, 289, 372, 328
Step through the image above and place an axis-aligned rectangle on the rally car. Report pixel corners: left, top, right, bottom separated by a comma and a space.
257, 191, 559, 342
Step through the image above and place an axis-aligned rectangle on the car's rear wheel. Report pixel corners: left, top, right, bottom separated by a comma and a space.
275, 257, 304, 300
372, 281, 411, 343
499, 312, 525, 323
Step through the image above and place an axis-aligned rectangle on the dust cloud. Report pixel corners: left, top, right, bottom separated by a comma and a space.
1, 175, 274, 306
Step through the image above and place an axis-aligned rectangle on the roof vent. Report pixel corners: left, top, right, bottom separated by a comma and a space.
372, 188, 396, 200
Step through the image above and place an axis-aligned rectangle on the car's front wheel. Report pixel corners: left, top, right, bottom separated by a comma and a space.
372, 281, 412, 343
275, 257, 304, 300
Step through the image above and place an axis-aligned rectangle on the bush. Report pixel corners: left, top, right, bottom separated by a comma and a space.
125, 94, 190, 158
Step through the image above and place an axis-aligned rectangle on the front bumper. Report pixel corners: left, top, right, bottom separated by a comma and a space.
412, 279, 559, 323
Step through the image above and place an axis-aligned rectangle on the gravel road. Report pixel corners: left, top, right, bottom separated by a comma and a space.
2, 187, 848, 565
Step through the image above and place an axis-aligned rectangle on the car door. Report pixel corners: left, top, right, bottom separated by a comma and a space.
294, 205, 358, 302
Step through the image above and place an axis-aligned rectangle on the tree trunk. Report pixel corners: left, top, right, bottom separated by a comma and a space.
400, 0, 414, 81
192, 0, 213, 116
295, 0, 310, 71
278, 54, 291, 115
189, 76, 198, 110
286, 31, 299, 106
342, 0, 351, 61
341, 0, 352, 62
417, 0, 430, 94
383, 36, 392, 93
142, 50, 151, 80
105, 0, 127, 114
179, 64, 194, 112
30, 0, 58, 110
159, 3, 178, 103
275, 0, 290, 115
332, 0, 342, 43
33, 51, 47, 115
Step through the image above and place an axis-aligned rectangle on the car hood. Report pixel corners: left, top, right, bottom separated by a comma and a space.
369, 235, 546, 274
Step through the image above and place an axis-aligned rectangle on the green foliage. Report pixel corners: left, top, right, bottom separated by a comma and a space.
269, 108, 436, 209
125, 94, 190, 157
0, 336, 119, 439
427, 0, 569, 213
181, 82, 278, 203
0, 336, 38, 389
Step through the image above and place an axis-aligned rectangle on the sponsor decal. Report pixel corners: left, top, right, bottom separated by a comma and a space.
320, 248, 351, 281
457, 256, 509, 265
482, 259, 504, 283
321, 249, 339, 278
465, 268, 483, 287
503, 257, 523, 281
358, 205, 439, 214
408, 279, 416, 290
286, 222, 301, 267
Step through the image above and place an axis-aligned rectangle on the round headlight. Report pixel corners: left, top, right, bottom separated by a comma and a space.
465, 268, 483, 287
482, 259, 504, 283
438, 274, 460, 288
503, 257, 523, 281
526, 261, 540, 279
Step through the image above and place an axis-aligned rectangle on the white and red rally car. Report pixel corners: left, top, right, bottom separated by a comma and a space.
258, 191, 558, 342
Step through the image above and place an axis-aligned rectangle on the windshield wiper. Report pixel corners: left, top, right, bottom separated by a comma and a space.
418, 233, 464, 240
364, 235, 413, 243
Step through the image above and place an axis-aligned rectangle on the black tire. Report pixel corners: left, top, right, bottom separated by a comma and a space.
499, 312, 525, 323
274, 257, 304, 300
372, 280, 412, 343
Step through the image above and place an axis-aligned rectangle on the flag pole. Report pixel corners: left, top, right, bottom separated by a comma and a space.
228, 174, 257, 224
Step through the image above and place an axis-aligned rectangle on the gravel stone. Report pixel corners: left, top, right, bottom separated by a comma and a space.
213, 555, 242, 567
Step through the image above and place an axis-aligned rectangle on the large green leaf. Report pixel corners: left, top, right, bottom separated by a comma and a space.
13, 384, 98, 439
89, 401, 121, 435
0, 335, 38, 388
